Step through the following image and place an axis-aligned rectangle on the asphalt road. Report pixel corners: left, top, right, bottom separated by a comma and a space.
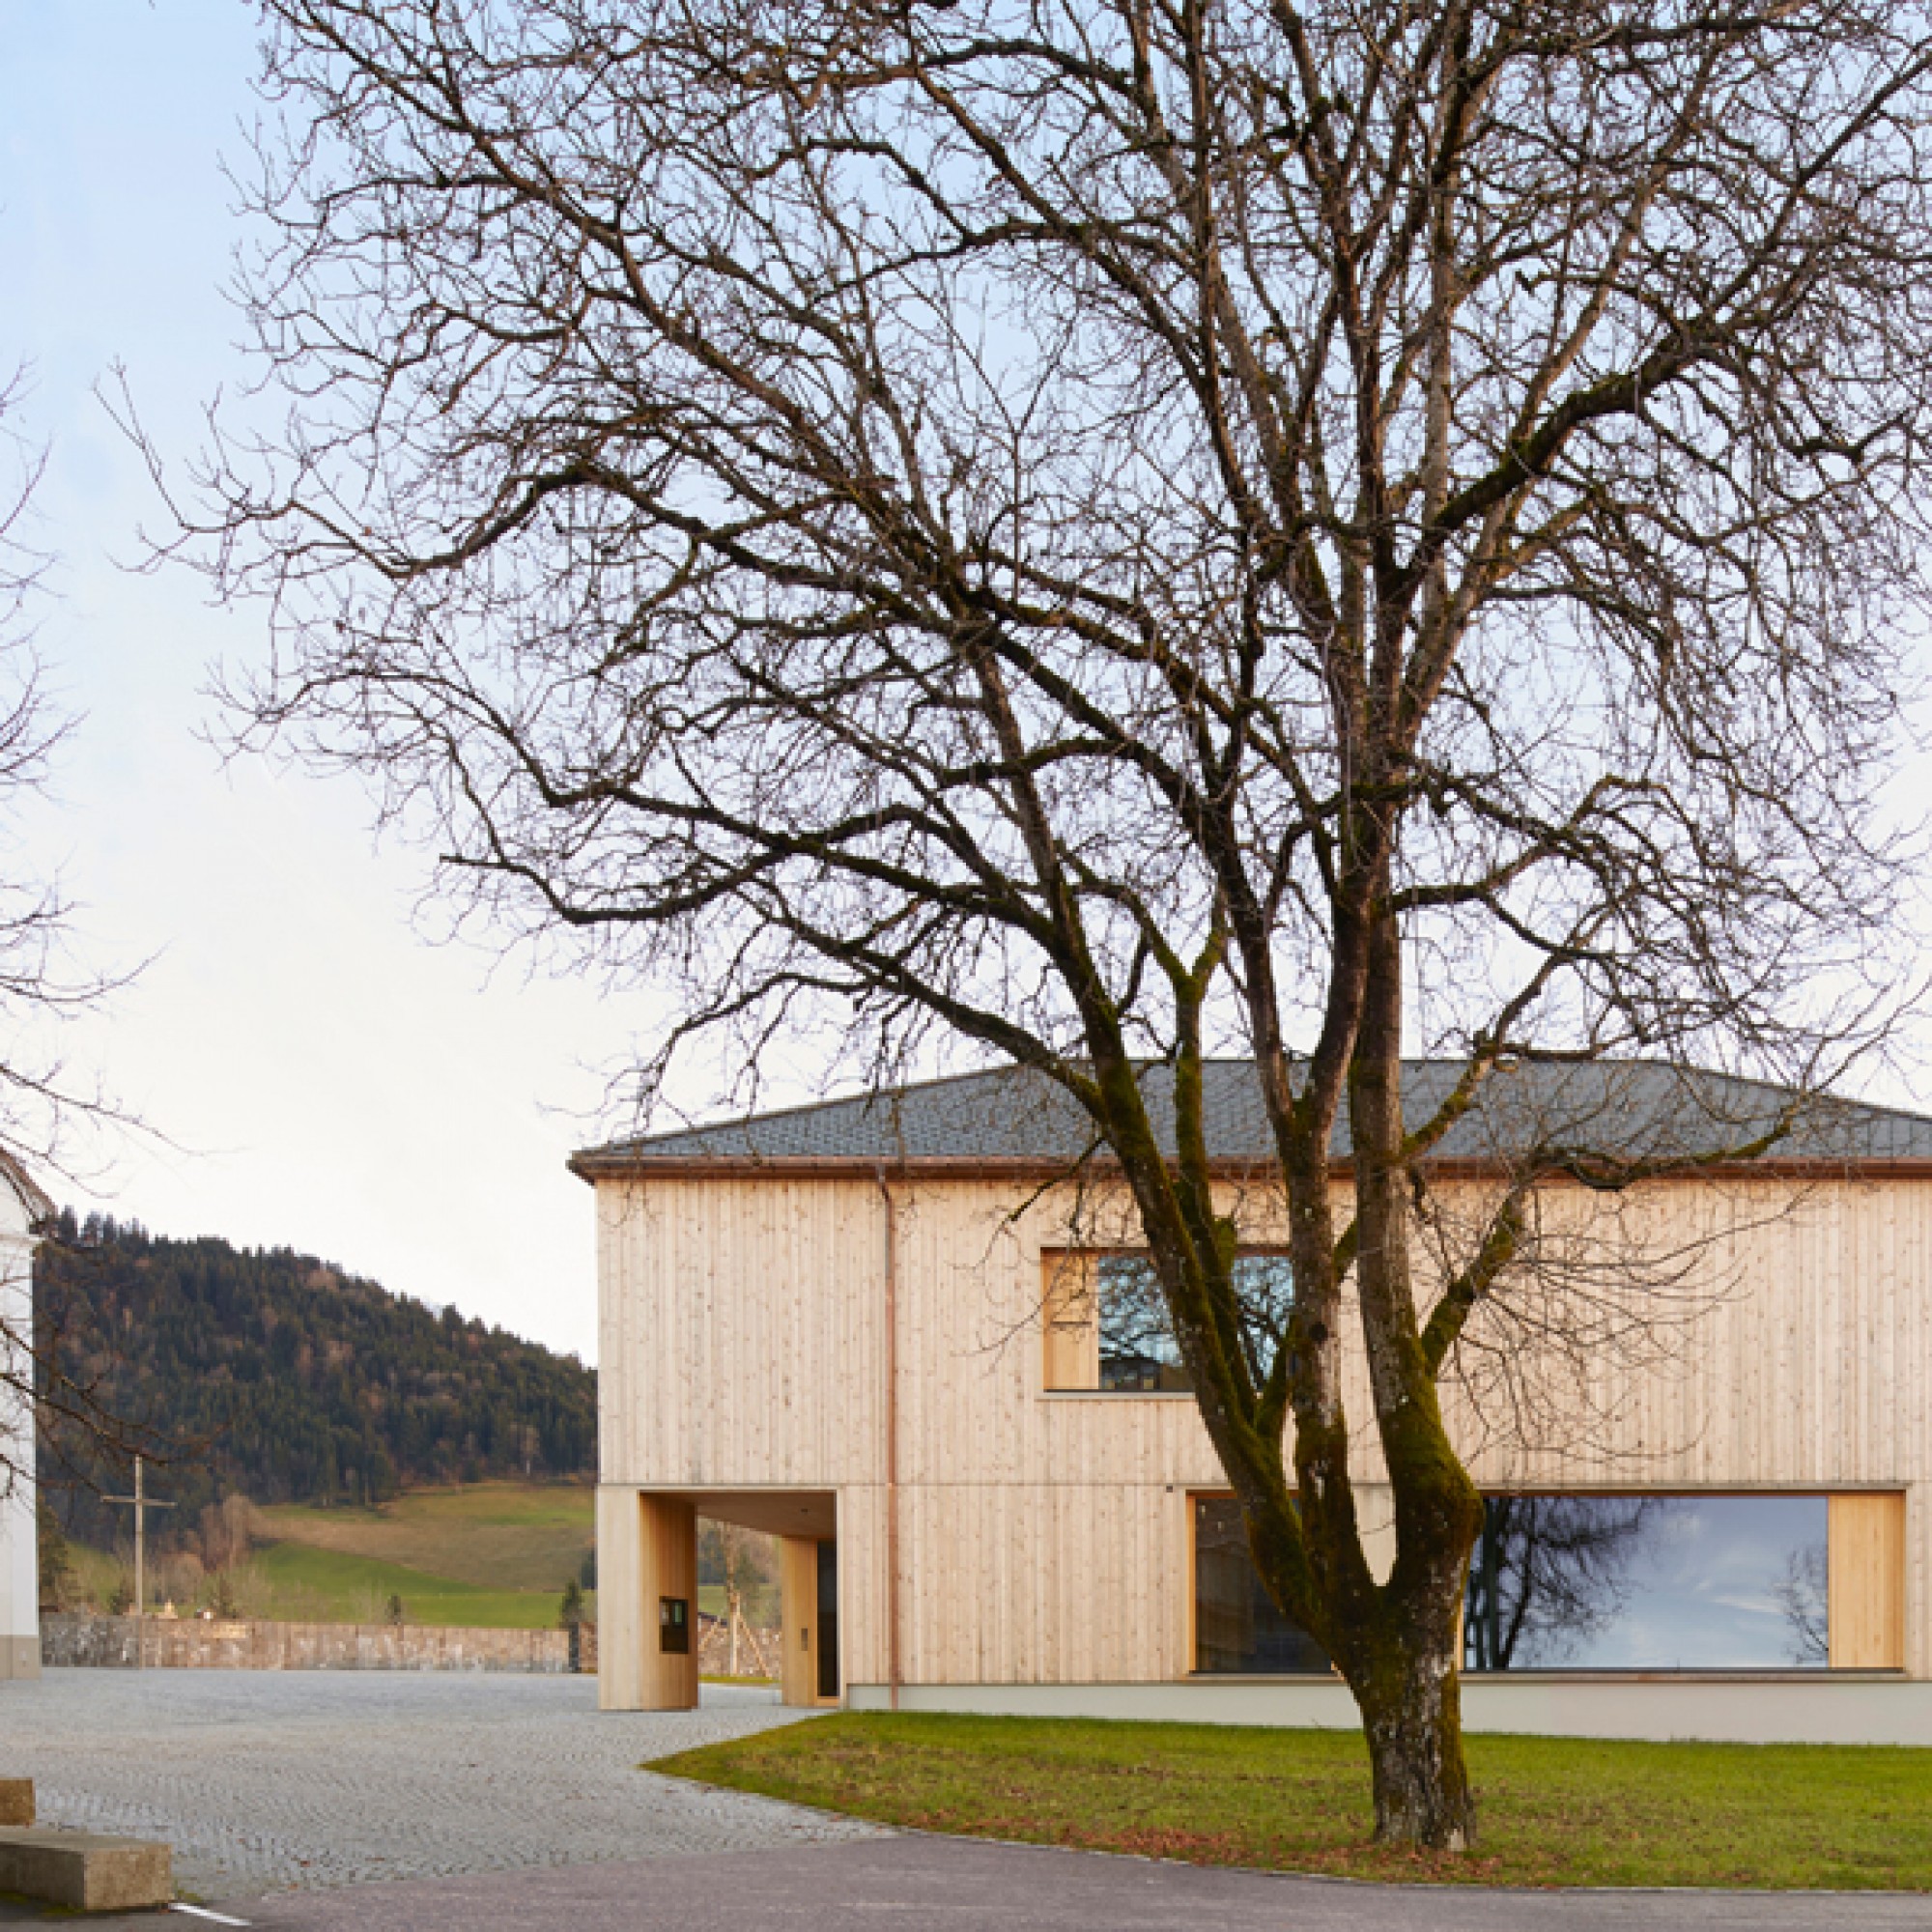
9, 1834, 1932, 1931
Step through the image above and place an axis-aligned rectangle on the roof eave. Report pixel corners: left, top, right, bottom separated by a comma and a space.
567, 1151, 1932, 1185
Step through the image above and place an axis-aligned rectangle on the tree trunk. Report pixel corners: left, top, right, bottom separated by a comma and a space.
1319, 862, 1483, 1851
1350, 1628, 1476, 1849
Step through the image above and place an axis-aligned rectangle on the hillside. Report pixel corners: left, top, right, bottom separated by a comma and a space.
255, 1483, 597, 1593
38, 1210, 596, 1548
249, 1484, 598, 1627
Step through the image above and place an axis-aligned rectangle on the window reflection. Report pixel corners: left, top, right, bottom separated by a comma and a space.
1191, 1492, 1834, 1676
1193, 1496, 1330, 1675
1095, 1256, 1189, 1390
1096, 1254, 1295, 1393
1464, 1494, 1830, 1671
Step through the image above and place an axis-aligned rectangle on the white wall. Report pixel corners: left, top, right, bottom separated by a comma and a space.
0, 1167, 40, 1680
849, 1676, 1932, 1747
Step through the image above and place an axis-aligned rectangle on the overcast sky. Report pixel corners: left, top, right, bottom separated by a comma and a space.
6, 3, 1932, 1370
0, 0, 685, 1362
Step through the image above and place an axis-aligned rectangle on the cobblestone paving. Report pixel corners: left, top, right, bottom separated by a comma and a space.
0, 1667, 885, 1895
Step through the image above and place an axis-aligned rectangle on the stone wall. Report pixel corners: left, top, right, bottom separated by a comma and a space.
41, 1613, 599, 1674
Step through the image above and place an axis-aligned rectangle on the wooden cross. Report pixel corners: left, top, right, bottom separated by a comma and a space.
104, 1457, 173, 1668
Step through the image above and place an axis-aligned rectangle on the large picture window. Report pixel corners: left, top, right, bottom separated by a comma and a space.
1464, 1493, 1830, 1671
1043, 1252, 1293, 1393
1191, 1490, 1897, 1676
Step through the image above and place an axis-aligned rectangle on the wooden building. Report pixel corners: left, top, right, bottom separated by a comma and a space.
576, 1062, 1932, 1742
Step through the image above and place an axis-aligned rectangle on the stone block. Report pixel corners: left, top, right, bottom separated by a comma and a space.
0, 1779, 30, 1826
0, 1826, 173, 1912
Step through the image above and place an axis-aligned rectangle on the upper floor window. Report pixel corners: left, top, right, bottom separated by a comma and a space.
1042, 1251, 1293, 1393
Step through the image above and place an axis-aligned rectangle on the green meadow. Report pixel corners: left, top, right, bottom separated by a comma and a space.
247, 1481, 595, 1626
242, 1539, 590, 1629
70, 1481, 595, 1630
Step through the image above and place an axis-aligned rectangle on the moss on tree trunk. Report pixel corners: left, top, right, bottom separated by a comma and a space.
1350, 1619, 1477, 1848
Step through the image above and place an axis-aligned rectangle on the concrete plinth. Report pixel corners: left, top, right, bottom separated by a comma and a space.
0, 1826, 173, 1911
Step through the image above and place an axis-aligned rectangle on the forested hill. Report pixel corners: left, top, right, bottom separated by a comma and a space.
38, 1211, 596, 1544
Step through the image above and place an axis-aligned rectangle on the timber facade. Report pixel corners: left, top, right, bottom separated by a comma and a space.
578, 1062, 1932, 1742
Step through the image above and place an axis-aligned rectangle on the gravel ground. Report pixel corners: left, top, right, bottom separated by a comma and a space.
0, 1666, 884, 1894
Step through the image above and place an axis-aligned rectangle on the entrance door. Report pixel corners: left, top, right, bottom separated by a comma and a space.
780, 1531, 839, 1707
815, 1540, 839, 1701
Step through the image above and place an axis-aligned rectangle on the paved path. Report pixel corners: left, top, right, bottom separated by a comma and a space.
0, 1667, 881, 1894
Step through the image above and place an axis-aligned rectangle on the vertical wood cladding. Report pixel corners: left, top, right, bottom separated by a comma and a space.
1830, 1492, 1908, 1669
597, 1173, 1932, 1685
778, 1533, 820, 1707
595, 1489, 697, 1711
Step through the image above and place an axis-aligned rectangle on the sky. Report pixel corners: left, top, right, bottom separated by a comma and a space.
6, 3, 1932, 1370
0, 0, 688, 1362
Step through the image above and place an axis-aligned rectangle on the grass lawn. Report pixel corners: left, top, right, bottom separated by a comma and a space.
651, 1712, 1932, 1890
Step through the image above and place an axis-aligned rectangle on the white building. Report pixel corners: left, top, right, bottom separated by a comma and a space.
0, 1154, 48, 1682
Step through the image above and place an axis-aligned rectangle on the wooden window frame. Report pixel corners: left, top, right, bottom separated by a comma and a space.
1040, 1251, 1101, 1392
1038, 1247, 1293, 1398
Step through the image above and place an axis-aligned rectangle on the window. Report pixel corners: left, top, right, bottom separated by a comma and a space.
1094, 1255, 1190, 1390
1464, 1494, 1830, 1671
1192, 1496, 1330, 1675
1043, 1252, 1294, 1393
815, 1540, 840, 1700
658, 1595, 690, 1655
1190, 1491, 1889, 1677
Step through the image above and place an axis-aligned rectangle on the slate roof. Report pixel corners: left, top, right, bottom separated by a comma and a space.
571, 1059, 1932, 1176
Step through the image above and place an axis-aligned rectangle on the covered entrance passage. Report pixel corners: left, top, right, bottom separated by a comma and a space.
596, 1487, 839, 1712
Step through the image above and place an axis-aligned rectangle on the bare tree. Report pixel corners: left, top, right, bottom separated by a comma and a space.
1776, 1541, 1830, 1666
1463, 1494, 1652, 1670
0, 376, 153, 1500
715, 1523, 778, 1679
176, 1, 1932, 1845
0, 377, 119, 1169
